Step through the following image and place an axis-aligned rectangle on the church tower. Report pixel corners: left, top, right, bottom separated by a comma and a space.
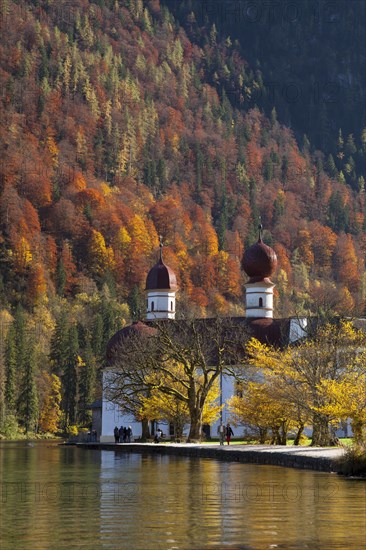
145, 238, 178, 320
241, 225, 278, 318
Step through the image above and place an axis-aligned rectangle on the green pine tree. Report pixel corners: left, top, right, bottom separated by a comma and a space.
63, 324, 79, 427
14, 305, 27, 376
5, 325, 17, 413
92, 313, 104, 359
50, 310, 69, 376
18, 343, 39, 433
56, 257, 66, 296
78, 338, 97, 425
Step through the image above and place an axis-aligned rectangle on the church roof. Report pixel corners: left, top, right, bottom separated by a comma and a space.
106, 320, 157, 361
241, 225, 277, 283
105, 317, 293, 366
145, 257, 177, 291
145, 242, 177, 291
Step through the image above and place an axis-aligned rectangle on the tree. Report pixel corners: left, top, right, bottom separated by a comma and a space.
245, 320, 366, 446
88, 229, 115, 279
107, 317, 249, 441
139, 365, 222, 439
315, 374, 366, 445
229, 379, 308, 445
50, 310, 69, 376
39, 374, 62, 433
78, 339, 97, 426
62, 324, 80, 428
4, 325, 17, 414
18, 343, 39, 433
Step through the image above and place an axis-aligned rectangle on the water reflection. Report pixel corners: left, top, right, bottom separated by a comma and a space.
0, 442, 365, 549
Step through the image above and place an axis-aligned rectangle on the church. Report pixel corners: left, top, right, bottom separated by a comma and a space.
99, 227, 309, 442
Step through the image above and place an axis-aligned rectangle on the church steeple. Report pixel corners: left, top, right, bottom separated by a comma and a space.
241, 226, 277, 318
145, 238, 178, 320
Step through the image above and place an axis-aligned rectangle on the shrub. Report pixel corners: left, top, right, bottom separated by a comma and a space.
337, 444, 366, 476
66, 425, 79, 437
0, 414, 22, 439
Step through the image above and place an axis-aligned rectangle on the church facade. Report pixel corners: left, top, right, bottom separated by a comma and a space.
99, 228, 311, 442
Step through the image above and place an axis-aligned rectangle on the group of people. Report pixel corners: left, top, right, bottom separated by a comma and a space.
217, 422, 234, 445
153, 428, 164, 443
114, 425, 133, 443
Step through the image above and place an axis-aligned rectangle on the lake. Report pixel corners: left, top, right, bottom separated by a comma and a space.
0, 441, 365, 549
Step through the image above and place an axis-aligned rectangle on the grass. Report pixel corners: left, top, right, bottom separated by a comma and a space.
177, 437, 354, 446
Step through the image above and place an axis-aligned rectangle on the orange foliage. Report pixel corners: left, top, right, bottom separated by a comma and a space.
309, 221, 337, 275
295, 228, 314, 268
334, 234, 360, 293
28, 264, 47, 305
149, 197, 181, 241
190, 287, 209, 308
75, 188, 105, 208
215, 251, 242, 298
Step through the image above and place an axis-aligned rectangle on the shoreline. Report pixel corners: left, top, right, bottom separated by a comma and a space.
76, 442, 346, 473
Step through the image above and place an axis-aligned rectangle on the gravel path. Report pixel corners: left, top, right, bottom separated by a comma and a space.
78, 442, 346, 472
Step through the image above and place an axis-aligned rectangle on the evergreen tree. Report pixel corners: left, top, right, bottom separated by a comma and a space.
18, 343, 39, 433
92, 313, 104, 359
5, 325, 17, 413
78, 338, 97, 425
62, 324, 79, 427
345, 134, 357, 156
50, 310, 69, 376
127, 286, 144, 322
326, 154, 338, 178
14, 305, 27, 376
56, 257, 66, 296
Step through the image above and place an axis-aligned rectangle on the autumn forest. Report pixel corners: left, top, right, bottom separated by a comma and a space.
0, 0, 366, 436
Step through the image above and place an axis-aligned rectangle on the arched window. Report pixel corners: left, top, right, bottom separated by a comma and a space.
259, 297, 263, 307
151, 301, 155, 311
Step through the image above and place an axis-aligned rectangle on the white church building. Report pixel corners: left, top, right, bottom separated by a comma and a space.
99, 228, 312, 442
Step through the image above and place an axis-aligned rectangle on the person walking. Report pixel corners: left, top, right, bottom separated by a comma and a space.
114, 426, 119, 443
127, 426, 132, 443
226, 423, 234, 445
217, 423, 225, 445
119, 426, 124, 443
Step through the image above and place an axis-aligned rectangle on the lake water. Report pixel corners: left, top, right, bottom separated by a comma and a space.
0, 441, 365, 549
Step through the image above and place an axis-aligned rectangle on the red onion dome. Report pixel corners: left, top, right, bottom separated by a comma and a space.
241, 227, 277, 282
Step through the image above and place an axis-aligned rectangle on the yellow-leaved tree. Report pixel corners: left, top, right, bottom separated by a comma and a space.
88, 229, 115, 278
229, 379, 308, 445
139, 364, 222, 439
244, 320, 366, 446
39, 374, 62, 433
315, 374, 366, 444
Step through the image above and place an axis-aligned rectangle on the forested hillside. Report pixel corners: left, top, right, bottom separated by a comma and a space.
167, 0, 366, 153
0, 0, 365, 435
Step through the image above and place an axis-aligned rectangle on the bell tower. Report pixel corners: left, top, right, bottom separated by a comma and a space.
241, 225, 277, 318
145, 238, 178, 320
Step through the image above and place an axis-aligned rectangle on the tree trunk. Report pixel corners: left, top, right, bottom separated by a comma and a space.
187, 407, 202, 441
258, 427, 268, 444
311, 414, 331, 446
293, 423, 305, 445
351, 419, 364, 445
141, 418, 150, 441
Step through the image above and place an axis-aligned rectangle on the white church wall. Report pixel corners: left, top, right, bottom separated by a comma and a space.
210, 374, 236, 436
101, 370, 142, 442
289, 317, 308, 343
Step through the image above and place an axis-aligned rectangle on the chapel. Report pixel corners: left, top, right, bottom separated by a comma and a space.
100, 227, 308, 442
